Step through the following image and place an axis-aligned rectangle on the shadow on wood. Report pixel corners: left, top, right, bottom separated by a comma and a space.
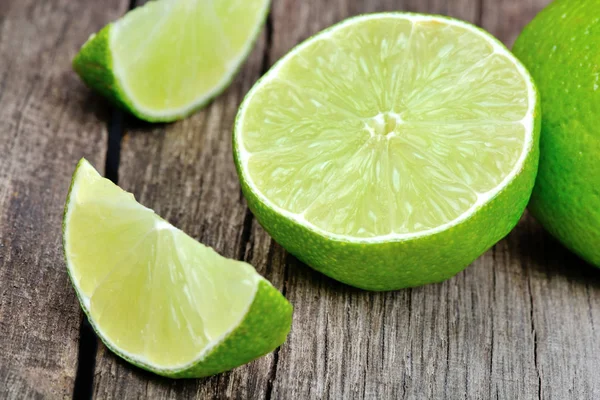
511, 214, 600, 287
283, 252, 368, 296
69, 84, 112, 125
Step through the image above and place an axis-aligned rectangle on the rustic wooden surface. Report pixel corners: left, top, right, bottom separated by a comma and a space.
3, 0, 600, 399
0, 1, 129, 398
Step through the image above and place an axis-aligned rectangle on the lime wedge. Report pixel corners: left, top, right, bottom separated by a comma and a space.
63, 159, 292, 378
73, 0, 270, 122
234, 13, 540, 291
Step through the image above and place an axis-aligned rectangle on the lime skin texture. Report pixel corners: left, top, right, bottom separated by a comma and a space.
514, 0, 600, 267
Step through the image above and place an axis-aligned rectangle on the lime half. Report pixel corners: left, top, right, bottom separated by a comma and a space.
73, 0, 270, 122
234, 13, 540, 290
63, 159, 292, 378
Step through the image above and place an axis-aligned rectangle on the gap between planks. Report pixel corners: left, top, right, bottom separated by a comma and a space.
72, 110, 125, 400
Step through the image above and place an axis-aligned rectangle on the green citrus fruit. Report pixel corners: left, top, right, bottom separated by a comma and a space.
234, 13, 541, 291
63, 159, 292, 378
513, 0, 600, 267
73, 0, 270, 122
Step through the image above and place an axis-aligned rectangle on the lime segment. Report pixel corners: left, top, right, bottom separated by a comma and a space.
73, 0, 270, 122
63, 159, 292, 376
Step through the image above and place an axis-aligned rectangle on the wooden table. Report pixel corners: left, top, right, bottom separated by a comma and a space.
3, 0, 600, 398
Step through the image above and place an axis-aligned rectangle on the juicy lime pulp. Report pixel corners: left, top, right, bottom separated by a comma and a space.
235, 13, 537, 242
63, 159, 288, 373
74, 0, 270, 121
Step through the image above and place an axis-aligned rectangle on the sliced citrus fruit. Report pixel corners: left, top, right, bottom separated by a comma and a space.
234, 13, 540, 291
63, 159, 292, 378
73, 0, 270, 122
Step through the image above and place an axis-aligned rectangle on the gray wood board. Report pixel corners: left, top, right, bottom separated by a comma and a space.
0, 0, 129, 398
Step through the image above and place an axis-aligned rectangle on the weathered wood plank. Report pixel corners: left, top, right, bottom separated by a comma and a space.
509, 216, 600, 400
0, 0, 128, 398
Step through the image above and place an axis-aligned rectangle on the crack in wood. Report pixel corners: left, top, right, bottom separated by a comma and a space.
477, 0, 484, 26
72, 318, 99, 400
528, 275, 542, 400
401, 289, 413, 400
237, 207, 254, 261
489, 245, 497, 399
264, 344, 281, 400
260, 10, 274, 76
104, 109, 125, 183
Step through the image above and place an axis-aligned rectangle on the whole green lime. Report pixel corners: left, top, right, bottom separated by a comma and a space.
513, 0, 600, 266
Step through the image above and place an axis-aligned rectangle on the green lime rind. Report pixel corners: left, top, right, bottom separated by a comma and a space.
235, 119, 539, 291
233, 13, 541, 291
71, 23, 224, 123
72, 1, 270, 123
72, 26, 134, 116
513, 0, 600, 267
169, 280, 292, 378
63, 159, 293, 378
92, 280, 292, 378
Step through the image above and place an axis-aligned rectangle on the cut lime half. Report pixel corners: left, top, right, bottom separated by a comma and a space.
63, 159, 292, 378
234, 13, 540, 290
73, 0, 270, 122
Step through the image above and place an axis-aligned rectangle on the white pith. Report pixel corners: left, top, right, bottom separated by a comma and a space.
235, 13, 537, 244
109, 0, 270, 120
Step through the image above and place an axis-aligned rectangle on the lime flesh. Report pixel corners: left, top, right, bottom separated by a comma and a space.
63, 159, 292, 377
73, 0, 270, 122
234, 14, 540, 290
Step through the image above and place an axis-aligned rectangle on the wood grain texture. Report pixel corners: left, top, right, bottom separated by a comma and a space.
0, 0, 128, 398
81, 0, 600, 399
